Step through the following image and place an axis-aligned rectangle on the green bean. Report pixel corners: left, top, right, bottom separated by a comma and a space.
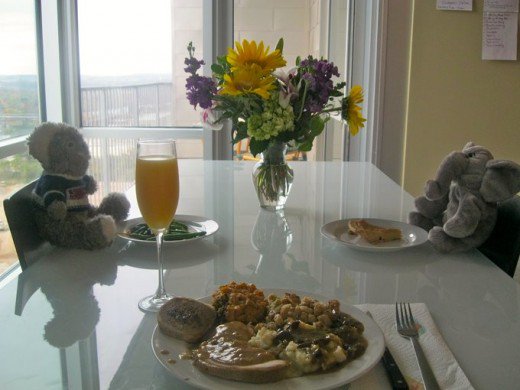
127, 219, 206, 241
170, 223, 189, 231
163, 231, 206, 240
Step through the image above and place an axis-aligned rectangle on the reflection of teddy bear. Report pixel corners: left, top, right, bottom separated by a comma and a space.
28, 122, 130, 249
39, 253, 118, 348
409, 142, 520, 253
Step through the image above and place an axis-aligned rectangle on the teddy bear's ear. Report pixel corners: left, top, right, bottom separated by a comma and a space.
27, 122, 62, 168
481, 160, 520, 203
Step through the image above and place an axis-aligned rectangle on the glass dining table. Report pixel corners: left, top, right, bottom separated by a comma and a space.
0, 160, 518, 389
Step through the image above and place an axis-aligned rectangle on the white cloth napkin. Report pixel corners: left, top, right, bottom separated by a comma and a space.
350, 303, 473, 390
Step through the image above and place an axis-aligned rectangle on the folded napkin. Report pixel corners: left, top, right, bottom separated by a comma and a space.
350, 303, 473, 390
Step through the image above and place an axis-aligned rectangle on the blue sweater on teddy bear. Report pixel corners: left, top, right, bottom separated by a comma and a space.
33, 173, 93, 213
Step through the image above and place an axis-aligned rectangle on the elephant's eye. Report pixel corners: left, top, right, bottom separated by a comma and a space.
468, 152, 475, 157
67, 141, 74, 148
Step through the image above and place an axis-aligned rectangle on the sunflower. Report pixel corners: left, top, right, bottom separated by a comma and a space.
227, 39, 286, 74
220, 64, 276, 99
341, 85, 366, 136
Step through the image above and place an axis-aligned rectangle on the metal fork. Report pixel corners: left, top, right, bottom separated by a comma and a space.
396, 303, 440, 390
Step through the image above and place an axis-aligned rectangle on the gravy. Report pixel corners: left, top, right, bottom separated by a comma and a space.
194, 321, 276, 366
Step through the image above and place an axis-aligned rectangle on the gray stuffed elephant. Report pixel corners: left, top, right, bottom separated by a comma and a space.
409, 142, 520, 253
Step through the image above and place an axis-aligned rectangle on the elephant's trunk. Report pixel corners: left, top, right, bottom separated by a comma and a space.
425, 151, 469, 200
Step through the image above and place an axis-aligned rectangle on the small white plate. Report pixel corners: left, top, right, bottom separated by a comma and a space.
118, 215, 218, 245
151, 289, 384, 390
321, 218, 428, 252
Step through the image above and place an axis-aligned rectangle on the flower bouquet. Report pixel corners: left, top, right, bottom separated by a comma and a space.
185, 39, 365, 210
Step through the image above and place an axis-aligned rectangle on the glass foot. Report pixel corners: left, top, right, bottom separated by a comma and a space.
138, 293, 173, 312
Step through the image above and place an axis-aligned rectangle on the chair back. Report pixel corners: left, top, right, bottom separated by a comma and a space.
3, 180, 49, 270
478, 195, 520, 277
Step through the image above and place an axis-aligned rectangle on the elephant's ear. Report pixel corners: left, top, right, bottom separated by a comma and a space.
463, 141, 475, 151
481, 160, 520, 202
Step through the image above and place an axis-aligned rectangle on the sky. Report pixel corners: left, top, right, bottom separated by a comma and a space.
77, 0, 172, 76
0, 0, 172, 76
0, 0, 37, 75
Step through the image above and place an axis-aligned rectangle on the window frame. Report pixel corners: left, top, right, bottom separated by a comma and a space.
342, 0, 387, 165
0, 0, 388, 163
42, 0, 215, 155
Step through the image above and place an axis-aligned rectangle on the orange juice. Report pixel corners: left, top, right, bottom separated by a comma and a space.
136, 156, 179, 230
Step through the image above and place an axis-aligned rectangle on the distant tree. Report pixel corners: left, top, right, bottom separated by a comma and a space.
0, 153, 41, 185
0, 81, 39, 138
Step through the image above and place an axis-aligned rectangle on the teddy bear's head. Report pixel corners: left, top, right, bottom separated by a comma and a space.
28, 122, 90, 177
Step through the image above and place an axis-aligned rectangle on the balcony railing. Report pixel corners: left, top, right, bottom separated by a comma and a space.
86, 136, 136, 206
81, 83, 173, 127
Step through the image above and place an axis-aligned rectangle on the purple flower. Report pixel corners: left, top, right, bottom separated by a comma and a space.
298, 57, 340, 113
184, 56, 204, 75
184, 42, 216, 109
302, 73, 316, 90
186, 74, 216, 109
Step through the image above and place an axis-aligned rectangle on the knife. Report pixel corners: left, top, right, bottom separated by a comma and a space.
367, 311, 409, 390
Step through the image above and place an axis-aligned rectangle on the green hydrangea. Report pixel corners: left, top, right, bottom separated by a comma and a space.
247, 93, 295, 141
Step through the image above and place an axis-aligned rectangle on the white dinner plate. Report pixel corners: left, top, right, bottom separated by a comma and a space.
321, 218, 428, 252
117, 215, 219, 245
151, 289, 385, 390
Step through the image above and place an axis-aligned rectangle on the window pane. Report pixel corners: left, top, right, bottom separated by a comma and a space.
0, 0, 40, 276
0, 152, 41, 273
81, 136, 135, 209
77, 0, 203, 131
233, 0, 327, 161
328, 0, 349, 161
0, 0, 40, 141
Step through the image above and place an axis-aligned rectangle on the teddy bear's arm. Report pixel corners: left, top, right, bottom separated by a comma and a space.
43, 190, 65, 208
84, 175, 98, 195
47, 200, 67, 220
41, 191, 67, 220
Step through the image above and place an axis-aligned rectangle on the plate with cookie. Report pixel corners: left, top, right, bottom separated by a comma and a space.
321, 218, 428, 251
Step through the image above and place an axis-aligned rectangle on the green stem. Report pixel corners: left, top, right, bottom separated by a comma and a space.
320, 106, 342, 114
254, 142, 293, 202
297, 81, 309, 121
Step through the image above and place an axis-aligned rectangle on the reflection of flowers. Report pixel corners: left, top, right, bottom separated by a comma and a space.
248, 210, 319, 291
251, 209, 292, 254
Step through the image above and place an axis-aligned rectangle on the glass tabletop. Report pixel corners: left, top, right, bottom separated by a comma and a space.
1, 161, 519, 390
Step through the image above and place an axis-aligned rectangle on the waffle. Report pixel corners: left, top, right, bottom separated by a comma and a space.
348, 219, 402, 244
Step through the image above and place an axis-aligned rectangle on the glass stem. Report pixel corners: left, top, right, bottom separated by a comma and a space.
154, 229, 166, 299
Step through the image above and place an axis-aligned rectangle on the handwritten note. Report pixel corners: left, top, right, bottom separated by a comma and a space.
482, 12, 518, 60
437, 0, 473, 10
484, 0, 519, 12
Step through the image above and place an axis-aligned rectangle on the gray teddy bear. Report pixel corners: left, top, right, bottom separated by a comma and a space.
28, 122, 130, 250
409, 142, 520, 253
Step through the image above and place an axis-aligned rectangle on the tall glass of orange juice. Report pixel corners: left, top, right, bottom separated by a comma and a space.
136, 139, 179, 312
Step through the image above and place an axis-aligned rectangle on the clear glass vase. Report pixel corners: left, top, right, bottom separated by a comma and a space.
252, 141, 294, 210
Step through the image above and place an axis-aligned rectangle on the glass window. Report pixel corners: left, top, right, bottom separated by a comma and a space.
327, 0, 350, 161
0, 0, 40, 141
0, 0, 41, 275
77, 0, 204, 158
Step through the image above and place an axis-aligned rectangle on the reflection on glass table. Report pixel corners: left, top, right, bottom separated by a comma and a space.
246, 209, 319, 292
